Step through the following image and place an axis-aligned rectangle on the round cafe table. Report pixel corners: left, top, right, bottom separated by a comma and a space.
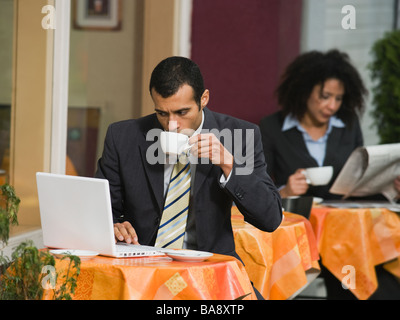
232, 207, 320, 300
43, 252, 256, 300
310, 206, 400, 300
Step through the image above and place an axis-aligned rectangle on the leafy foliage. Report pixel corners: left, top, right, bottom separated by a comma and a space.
53, 253, 81, 300
368, 30, 400, 144
0, 183, 20, 247
0, 241, 81, 300
0, 183, 81, 300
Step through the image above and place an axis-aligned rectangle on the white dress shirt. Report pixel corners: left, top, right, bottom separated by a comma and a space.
282, 114, 345, 166
162, 110, 232, 249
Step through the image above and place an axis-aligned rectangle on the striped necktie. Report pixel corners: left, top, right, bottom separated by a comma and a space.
155, 154, 191, 249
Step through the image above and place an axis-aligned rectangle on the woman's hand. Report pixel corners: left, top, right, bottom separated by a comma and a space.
394, 176, 400, 198
280, 169, 309, 198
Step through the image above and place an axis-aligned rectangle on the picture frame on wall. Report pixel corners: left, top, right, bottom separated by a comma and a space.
74, 0, 122, 31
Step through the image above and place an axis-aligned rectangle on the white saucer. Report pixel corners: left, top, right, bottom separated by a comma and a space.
313, 197, 323, 204
388, 206, 400, 213
163, 249, 213, 262
50, 249, 99, 258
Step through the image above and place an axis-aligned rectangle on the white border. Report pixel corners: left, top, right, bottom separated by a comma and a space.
51, 0, 71, 174
175, 0, 193, 58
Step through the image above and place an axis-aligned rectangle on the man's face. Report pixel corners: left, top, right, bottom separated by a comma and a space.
151, 84, 209, 135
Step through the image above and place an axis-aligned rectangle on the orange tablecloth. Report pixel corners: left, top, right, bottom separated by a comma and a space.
232, 207, 320, 300
44, 253, 256, 300
310, 207, 400, 300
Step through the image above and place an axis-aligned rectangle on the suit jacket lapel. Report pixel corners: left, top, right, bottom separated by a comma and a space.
284, 128, 318, 167
324, 127, 343, 166
284, 125, 344, 168
193, 108, 216, 196
139, 116, 165, 214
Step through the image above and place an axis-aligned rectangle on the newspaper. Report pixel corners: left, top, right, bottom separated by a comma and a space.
330, 143, 400, 202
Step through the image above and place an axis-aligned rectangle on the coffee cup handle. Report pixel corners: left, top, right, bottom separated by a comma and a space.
182, 143, 192, 157
301, 170, 311, 184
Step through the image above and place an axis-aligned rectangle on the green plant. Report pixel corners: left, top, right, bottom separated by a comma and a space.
368, 30, 400, 144
0, 241, 80, 300
0, 183, 20, 248
0, 183, 81, 300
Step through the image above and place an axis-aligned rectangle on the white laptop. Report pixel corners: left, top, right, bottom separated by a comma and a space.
36, 172, 164, 258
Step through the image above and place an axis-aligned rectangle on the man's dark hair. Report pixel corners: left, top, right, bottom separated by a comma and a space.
276, 49, 368, 125
149, 56, 205, 108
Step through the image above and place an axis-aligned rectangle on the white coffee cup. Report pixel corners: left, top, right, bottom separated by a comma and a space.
160, 131, 191, 156
302, 166, 333, 186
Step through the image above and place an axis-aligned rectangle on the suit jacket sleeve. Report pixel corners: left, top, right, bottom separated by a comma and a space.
222, 124, 283, 232
95, 123, 125, 223
259, 115, 278, 181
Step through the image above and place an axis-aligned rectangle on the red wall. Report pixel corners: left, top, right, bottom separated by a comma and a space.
191, 0, 303, 125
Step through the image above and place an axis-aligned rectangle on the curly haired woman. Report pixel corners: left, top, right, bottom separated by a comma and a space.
260, 49, 368, 200
260, 49, 400, 299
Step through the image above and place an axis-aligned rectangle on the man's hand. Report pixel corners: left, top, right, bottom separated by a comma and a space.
114, 221, 139, 244
189, 133, 233, 178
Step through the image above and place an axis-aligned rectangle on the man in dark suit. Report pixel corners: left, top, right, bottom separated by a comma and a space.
95, 57, 282, 263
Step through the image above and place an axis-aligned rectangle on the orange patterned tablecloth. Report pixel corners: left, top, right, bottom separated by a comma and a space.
44, 253, 256, 300
232, 207, 320, 300
310, 207, 400, 300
